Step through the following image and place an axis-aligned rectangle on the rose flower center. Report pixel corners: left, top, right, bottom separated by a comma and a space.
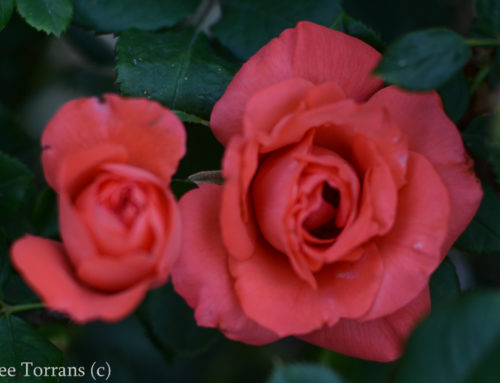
75, 171, 157, 256
303, 183, 341, 240
99, 180, 147, 227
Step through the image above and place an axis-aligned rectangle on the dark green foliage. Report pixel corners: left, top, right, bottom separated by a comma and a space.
393, 291, 500, 383
0, 316, 62, 382
375, 28, 470, 90
212, 0, 342, 60
116, 28, 239, 119
72, 0, 200, 34
16, 0, 73, 37
0, 0, 14, 30
267, 363, 345, 383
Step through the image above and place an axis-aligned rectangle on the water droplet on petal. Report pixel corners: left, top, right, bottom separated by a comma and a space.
412, 242, 424, 250
399, 153, 408, 166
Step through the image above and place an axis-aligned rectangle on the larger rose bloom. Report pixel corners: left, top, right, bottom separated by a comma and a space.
172, 22, 482, 361
11, 94, 185, 322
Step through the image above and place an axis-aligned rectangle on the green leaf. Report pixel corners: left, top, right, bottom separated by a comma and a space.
2, 273, 38, 305
438, 72, 470, 123
462, 115, 500, 184
141, 283, 219, 357
0, 230, 10, 299
462, 115, 492, 160
319, 350, 394, 383
0, 0, 14, 30
0, 105, 38, 167
31, 187, 59, 238
72, 0, 200, 34
335, 12, 385, 52
0, 316, 62, 382
212, 0, 342, 60
116, 28, 239, 119
374, 28, 471, 90
476, 0, 500, 38
456, 186, 500, 254
393, 291, 500, 383
0, 152, 33, 224
267, 363, 345, 383
16, 0, 73, 37
429, 258, 460, 307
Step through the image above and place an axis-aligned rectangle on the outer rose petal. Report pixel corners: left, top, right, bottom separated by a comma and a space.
301, 287, 430, 362
367, 86, 482, 250
59, 192, 99, 266
10, 236, 150, 323
172, 183, 279, 345
242, 78, 315, 139
148, 189, 183, 286
211, 21, 383, 145
76, 254, 157, 292
42, 94, 186, 190
362, 152, 450, 320
229, 240, 383, 336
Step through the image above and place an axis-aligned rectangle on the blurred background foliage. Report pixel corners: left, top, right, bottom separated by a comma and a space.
0, 0, 500, 382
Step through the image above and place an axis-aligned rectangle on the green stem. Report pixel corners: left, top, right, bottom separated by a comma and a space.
466, 38, 500, 47
0, 301, 45, 316
470, 64, 492, 93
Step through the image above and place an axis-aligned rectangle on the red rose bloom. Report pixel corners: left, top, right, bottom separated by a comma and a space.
11, 94, 185, 322
172, 22, 482, 361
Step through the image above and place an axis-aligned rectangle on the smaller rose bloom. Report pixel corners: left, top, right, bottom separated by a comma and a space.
10, 94, 185, 322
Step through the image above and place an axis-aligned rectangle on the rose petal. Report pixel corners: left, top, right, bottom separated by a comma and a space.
252, 135, 311, 283
229, 241, 383, 336
75, 175, 154, 256
10, 235, 149, 323
362, 152, 450, 320
243, 79, 346, 144
148, 189, 182, 286
57, 144, 127, 196
42, 94, 186, 189
172, 183, 279, 345
352, 135, 398, 236
294, 136, 399, 265
243, 78, 314, 138
292, 21, 382, 100
367, 86, 482, 250
74, 163, 173, 258
76, 253, 157, 292
220, 138, 260, 261
59, 192, 99, 266
301, 287, 430, 362
211, 21, 383, 145
255, 99, 408, 188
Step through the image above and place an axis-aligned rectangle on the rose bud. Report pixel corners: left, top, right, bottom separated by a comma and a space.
11, 94, 185, 322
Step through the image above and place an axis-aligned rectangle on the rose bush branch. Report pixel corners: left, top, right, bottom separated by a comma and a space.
0, 301, 44, 316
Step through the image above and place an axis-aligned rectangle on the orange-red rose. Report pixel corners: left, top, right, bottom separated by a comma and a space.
11, 94, 185, 322
172, 22, 483, 361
